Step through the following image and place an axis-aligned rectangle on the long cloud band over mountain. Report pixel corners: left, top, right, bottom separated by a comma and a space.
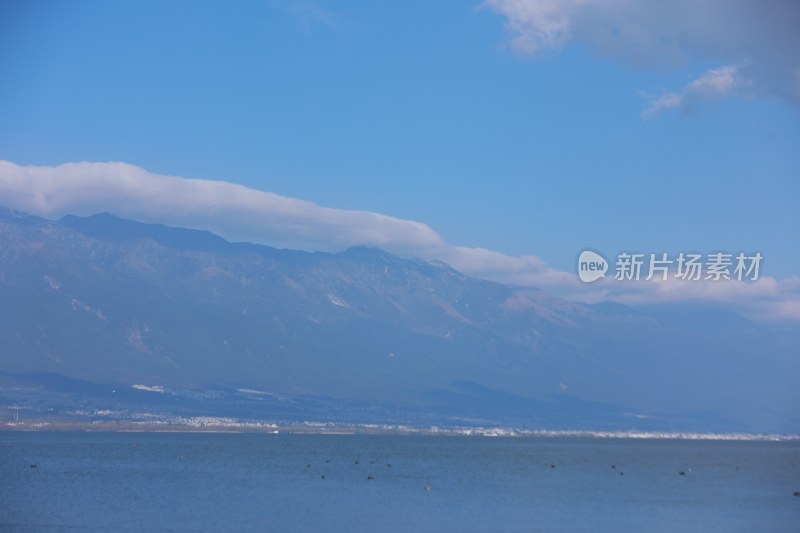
1, 160, 797, 323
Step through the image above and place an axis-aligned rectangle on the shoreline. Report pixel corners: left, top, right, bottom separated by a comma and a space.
2, 420, 798, 442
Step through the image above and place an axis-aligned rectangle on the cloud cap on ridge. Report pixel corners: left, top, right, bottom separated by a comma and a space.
1, 160, 797, 323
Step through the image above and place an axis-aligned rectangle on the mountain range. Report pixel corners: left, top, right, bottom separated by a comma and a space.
0, 207, 797, 433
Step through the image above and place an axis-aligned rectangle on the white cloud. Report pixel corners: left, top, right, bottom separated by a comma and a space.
1, 160, 797, 323
569, 274, 800, 324
483, 0, 800, 113
0, 160, 444, 252
480, 0, 581, 54
643, 65, 751, 117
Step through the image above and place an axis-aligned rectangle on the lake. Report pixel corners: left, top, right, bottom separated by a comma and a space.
1, 432, 798, 531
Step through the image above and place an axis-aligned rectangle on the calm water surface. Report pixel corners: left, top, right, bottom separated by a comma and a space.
1, 432, 798, 531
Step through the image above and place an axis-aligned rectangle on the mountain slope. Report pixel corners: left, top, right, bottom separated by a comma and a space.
0, 208, 797, 432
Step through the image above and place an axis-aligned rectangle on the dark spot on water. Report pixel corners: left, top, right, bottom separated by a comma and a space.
325, 459, 330, 463
611, 465, 616, 469
619, 472, 624, 476
550, 464, 556, 469
423, 484, 430, 492
30, 464, 37, 468
355, 460, 359, 465
387, 463, 392, 468
306, 464, 311, 468
679, 471, 686, 476
793, 491, 800, 497
367, 475, 374, 480
321, 475, 325, 480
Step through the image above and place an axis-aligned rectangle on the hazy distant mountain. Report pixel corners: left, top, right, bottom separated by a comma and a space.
0, 207, 797, 432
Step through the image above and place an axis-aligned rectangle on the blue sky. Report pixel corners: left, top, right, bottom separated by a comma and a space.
0, 0, 798, 318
